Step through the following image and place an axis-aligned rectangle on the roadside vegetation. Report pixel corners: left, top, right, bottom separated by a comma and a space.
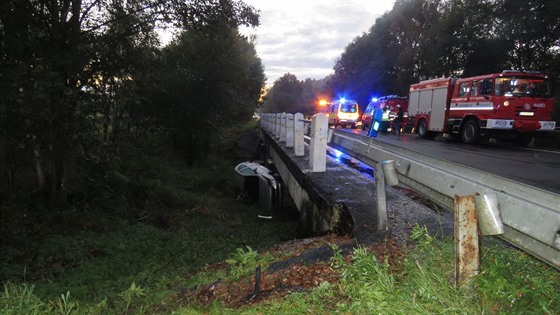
1, 120, 558, 314
0, 120, 297, 313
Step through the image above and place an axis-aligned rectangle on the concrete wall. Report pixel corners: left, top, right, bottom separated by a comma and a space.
260, 129, 353, 237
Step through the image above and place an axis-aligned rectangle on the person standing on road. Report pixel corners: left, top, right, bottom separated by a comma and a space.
394, 105, 404, 135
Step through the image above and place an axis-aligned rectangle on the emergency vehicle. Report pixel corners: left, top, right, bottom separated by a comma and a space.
361, 95, 408, 132
328, 98, 360, 129
408, 70, 556, 146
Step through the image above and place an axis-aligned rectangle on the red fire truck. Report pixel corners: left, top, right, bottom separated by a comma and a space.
408, 70, 556, 146
361, 95, 408, 132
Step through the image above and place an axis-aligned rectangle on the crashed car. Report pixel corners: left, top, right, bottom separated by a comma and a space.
234, 161, 282, 210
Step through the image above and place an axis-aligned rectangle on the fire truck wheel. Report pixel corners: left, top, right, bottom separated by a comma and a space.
417, 120, 427, 137
417, 119, 436, 139
461, 120, 480, 144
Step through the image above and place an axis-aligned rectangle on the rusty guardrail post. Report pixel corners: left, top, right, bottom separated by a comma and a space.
454, 192, 505, 286
454, 194, 480, 286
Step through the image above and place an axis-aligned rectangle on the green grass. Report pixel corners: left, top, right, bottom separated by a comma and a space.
1, 119, 559, 314
2, 216, 559, 315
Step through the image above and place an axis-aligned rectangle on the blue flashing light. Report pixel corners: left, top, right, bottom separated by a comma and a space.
339, 98, 347, 104
326, 147, 344, 161
334, 150, 342, 159
371, 97, 378, 103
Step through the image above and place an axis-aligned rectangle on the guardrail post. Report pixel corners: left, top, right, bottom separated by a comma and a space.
275, 113, 281, 139
265, 113, 271, 131
309, 113, 327, 172
375, 164, 388, 232
294, 113, 305, 156
375, 160, 399, 232
286, 113, 294, 148
280, 113, 287, 143
454, 194, 480, 287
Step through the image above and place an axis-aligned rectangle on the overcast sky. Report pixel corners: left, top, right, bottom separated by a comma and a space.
239, 0, 397, 85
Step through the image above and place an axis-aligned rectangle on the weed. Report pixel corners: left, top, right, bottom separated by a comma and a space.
328, 243, 345, 269
50, 291, 79, 315
410, 224, 434, 248
0, 282, 46, 315
119, 282, 146, 311
225, 246, 275, 281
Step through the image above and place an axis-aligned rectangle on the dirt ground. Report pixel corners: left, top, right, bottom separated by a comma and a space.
176, 233, 406, 309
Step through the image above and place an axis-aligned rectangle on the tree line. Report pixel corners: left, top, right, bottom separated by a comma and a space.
2, 0, 559, 206
264, 0, 560, 116
0, 0, 265, 205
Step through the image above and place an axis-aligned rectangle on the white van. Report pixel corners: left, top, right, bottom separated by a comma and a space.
328, 99, 359, 128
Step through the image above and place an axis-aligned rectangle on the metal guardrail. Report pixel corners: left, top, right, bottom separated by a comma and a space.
327, 129, 560, 269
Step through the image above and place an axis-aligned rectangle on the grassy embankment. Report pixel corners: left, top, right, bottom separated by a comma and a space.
1, 119, 558, 314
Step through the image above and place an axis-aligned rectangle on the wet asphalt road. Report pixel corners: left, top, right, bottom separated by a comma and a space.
340, 128, 560, 195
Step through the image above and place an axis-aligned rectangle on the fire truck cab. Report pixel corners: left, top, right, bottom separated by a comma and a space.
408, 70, 556, 146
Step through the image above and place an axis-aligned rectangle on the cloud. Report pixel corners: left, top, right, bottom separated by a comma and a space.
240, 0, 395, 84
